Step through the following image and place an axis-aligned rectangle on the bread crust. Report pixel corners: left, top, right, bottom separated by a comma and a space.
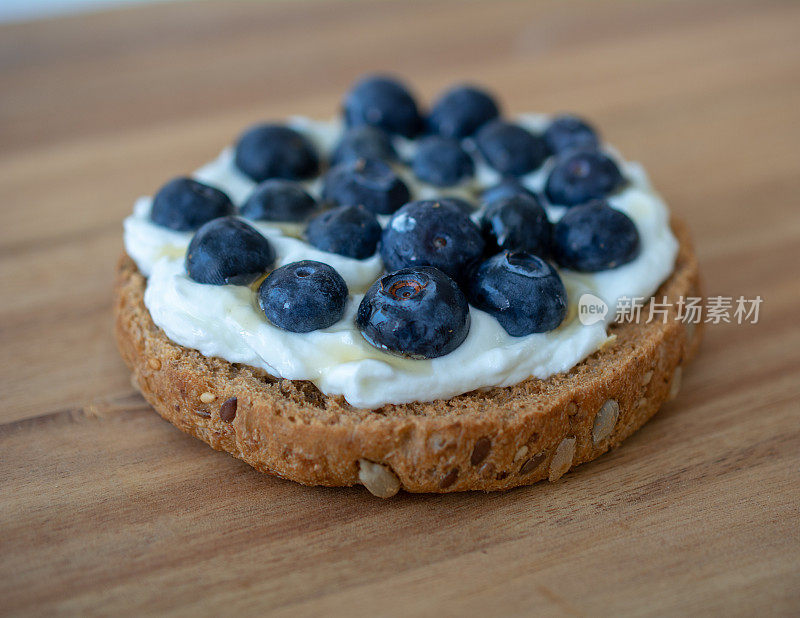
114, 219, 702, 494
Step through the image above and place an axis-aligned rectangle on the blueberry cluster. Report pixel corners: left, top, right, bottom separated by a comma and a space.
145, 74, 643, 357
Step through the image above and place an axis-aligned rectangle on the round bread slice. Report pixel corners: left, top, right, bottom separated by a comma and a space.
115, 218, 702, 496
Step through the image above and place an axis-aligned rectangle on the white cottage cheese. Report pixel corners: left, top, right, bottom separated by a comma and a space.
123, 115, 677, 408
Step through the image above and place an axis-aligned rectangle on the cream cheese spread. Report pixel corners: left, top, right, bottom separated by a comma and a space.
123, 115, 678, 409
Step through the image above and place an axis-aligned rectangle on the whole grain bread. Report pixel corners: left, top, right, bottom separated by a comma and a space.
114, 219, 702, 496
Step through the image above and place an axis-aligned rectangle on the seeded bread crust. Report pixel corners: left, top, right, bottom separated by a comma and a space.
114, 219, 702, 495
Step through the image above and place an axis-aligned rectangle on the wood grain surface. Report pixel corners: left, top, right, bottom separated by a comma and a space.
1, 0, 799, 615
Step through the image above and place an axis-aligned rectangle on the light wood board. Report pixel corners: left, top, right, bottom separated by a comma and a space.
1, 0, 799, 615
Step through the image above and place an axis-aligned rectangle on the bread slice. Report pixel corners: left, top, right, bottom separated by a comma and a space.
114, 218, 702, 496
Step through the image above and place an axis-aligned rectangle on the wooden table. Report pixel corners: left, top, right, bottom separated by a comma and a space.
2, 0, 798, 614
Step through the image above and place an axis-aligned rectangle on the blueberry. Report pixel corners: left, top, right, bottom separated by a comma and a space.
474, 120, 548, 176
427, 84, 500, 138
438, 196, 477, 214
468, 252, 567, 336
381, 200, 485, 282
323, 158, 410, 215
258, 260, 348, 333
342, 74, 422, 138
234, 124, 320, 182
552, 200, 640, 272
481, 195, 552, 257
150, 177, 235, 232
481, 179, 536, 207
411, 136, 475, 187
331, 125, 397, 166
356, 267, 470, 359
545, 150, 625, 207
185, 217, 275, 285
306, 205, 381, 260
543, 114, 600, 155
240, 180, 318, 222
